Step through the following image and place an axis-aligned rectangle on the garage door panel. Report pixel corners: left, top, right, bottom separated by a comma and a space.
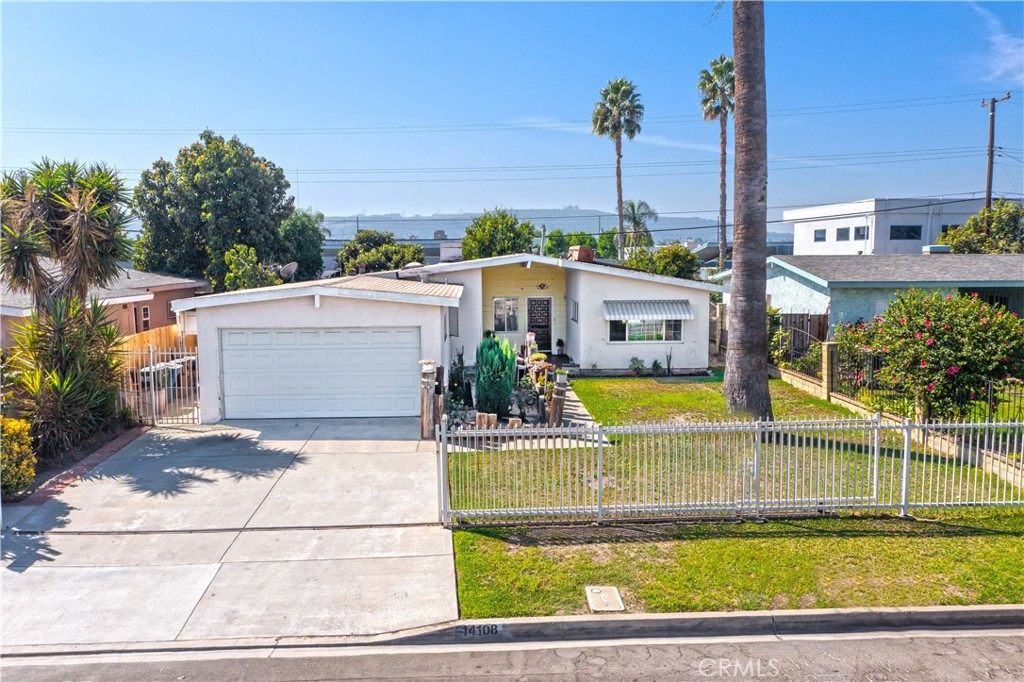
220, 327, 421, 419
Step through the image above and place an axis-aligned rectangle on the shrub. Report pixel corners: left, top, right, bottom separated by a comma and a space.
474, 336, 517, 417
651, 359, 663, 376
1, 417, 36, 498
833, 289, 1024, 419
10, 297, 123, 460
629, 357, 645, 375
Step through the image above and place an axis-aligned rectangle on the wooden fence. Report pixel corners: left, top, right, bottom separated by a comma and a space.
119, 324, 196, 353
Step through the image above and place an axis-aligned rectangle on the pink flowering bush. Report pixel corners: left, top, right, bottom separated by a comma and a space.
834, 289, 1024, 418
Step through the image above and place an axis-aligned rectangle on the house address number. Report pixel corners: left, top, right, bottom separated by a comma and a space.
456, 624, 505, 638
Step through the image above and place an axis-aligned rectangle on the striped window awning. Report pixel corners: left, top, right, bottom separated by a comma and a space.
602, 300, 694, 321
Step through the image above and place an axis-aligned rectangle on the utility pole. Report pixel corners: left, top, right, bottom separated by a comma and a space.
982, 92, 1011, 233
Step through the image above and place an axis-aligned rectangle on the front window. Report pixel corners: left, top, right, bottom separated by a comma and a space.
493, 297, 519, 332
890, 225, 922, 240
813, 229, 826, 242
609, 319, 683, 342
836, 227, 850, 241
854, 225, 868, 240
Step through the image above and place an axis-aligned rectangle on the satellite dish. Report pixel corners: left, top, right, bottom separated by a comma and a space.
278, 262, 299, 282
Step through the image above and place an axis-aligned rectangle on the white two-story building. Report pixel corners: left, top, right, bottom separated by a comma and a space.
786, 197, 989, 256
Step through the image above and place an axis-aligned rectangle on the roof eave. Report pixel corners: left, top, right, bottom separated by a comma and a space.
171, 285, 461, 313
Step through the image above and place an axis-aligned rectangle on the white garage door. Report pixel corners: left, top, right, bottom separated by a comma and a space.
220, 327, 421, 419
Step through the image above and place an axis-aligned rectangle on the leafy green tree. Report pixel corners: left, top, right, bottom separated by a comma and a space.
937, 200, 1024, 254
544, 228, 568, 257
279, 209, 327, 280
597, 229, 619, 259
622, 246, 656, 273
336, 230, 423, 273
133, 130, 294, 290
565, 231, 598, 250
461, 208, 537, 260
697, 54, 735, 270
344, 242, 423, 274
224, 244, 282, 291
834, 289, 1024, 419
592, 78, 644, 259
653, 242, 700, 279
622, 199, 657, 247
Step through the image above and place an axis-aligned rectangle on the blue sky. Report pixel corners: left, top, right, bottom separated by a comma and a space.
3, 1, 1022, 223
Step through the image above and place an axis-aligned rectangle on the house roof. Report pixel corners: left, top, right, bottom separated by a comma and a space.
396, 253, 727, 293
171, 273, 463, 313
768, 254, 1024, 289
1, 260, 207, 314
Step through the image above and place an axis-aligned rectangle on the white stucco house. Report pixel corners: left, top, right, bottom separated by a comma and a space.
786, 197, 991, 256
173, 252, 724, 423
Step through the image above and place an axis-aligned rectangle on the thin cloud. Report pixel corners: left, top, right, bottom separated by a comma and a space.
509, 117, 718, 154
969, 3, 1024, 86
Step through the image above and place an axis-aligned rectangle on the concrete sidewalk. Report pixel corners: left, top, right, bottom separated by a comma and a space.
1, 419, 458, 648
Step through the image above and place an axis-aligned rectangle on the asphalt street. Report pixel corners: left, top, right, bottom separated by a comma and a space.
3, 629, 1021, 682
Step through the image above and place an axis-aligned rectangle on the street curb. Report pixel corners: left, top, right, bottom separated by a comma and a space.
17, 425, 152, 507
2, 604, 1021, 659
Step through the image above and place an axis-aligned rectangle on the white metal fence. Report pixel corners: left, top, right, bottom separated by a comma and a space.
116, 346, 200, 425
436, 416, 1024, 526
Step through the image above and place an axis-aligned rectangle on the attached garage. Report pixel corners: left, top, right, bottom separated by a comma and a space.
221, 327, 422, 419
172, 275, 462, 424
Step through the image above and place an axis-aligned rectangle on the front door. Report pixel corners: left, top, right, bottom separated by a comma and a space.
527, 297, 552, 352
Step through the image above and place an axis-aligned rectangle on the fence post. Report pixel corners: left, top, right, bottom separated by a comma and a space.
753, 420, 763, 519
147, 344, 157, 425
872, 413, 881, 502
596, 423, 605, 523
437, 415, 450, 525
899, 421, 912, 517
821, 342, 837, 401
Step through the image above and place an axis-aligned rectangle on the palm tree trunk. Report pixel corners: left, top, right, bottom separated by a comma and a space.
615, 133, 625, 260
718, 112, 728, 270
723, 0, 773, 420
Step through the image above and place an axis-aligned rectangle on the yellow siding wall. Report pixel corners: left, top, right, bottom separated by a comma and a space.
481, 263, 566, 352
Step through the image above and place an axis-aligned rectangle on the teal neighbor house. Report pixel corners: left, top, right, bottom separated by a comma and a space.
715, 253, 1024, 334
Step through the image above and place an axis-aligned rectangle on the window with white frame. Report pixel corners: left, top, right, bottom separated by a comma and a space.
570, 300, 579, 323
492, 297, 519, 332
836, 227, 850, 241
141, 305, 151, 331
854, 225, 869, 240
813, 229, 826, 242
609, 319, 683, 342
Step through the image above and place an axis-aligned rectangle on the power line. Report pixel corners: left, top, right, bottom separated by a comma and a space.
4, 92, 1019, 136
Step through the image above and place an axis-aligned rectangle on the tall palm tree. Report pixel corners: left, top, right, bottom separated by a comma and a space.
723, 0, 773, 420
622, 199, 658, 248
1, 159, 132, 306
592, 79, 644, 260
697, 54, 735, 270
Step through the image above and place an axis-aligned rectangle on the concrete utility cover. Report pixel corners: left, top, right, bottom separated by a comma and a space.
586, 585, 625, 612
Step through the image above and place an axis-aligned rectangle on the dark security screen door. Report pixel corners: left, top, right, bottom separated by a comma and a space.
527, 297, 552, 352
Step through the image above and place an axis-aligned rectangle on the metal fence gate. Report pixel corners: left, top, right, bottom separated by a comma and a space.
116, 345, 200, 425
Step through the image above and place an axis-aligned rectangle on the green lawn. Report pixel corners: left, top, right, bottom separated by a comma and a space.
454, 512, 1024, 618
572, 372, 854, 424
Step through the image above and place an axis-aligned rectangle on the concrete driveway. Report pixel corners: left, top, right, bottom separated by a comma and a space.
1, 419, 457, 648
